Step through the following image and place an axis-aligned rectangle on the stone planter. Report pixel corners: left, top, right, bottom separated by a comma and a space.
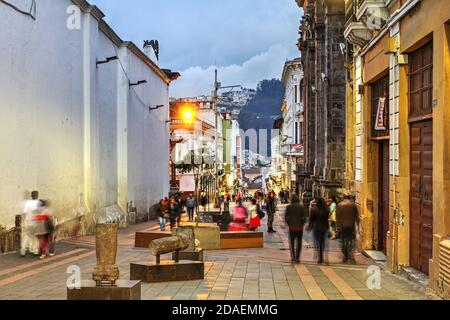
92, 223, 120, 286
173, 223, 220, 250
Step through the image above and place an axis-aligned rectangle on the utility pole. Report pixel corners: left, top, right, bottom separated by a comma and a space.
212, 69, 241, 215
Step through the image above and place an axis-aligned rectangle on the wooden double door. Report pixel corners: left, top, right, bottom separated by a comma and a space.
410, 121, 433, 275
409, 41, 433, 275
378, 140, 390, 253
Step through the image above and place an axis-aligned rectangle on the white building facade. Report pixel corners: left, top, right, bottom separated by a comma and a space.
0, 0, 176, 234
280, 58, 304, 193
170, 98, 223, 194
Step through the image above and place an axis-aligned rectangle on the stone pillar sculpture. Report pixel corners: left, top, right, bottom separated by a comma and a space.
92, 223, 120, 286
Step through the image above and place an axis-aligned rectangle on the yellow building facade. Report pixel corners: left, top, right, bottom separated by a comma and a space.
344, 0, 450, 299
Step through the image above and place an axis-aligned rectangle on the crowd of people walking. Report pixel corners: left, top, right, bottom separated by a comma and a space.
20, 191, 55, 260
20, 186, 359, 267
151, 188, 361, 266
284, 193, 361, 265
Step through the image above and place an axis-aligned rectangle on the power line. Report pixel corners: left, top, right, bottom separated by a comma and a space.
0, 0, 36, 20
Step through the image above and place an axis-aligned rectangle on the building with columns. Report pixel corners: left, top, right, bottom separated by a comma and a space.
295, 0, 347, 206
280, 58, 304, 195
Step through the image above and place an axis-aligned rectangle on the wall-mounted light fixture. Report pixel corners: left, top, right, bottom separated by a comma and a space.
129, 80, 147, 87
96, 56, 118, 67
149, 105, 164, 112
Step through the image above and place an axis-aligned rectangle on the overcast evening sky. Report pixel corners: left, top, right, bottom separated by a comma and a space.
90, 0, 303, 97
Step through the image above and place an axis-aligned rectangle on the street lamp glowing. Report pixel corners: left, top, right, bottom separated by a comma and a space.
180, 104, 196, 123
183, 110, 193, 120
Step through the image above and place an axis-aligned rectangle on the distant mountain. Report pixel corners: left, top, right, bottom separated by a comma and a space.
238, 79, 285, 159
192, 79, 284, 163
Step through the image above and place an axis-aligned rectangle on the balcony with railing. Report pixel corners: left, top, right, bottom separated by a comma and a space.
356, 0, 389, 30
344, 0, 390, 48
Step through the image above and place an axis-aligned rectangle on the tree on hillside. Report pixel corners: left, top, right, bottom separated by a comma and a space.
238, 79, 285, 157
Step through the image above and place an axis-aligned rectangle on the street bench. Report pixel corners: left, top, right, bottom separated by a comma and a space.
220, 231, 264, 250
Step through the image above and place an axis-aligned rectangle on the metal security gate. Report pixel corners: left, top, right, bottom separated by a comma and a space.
409, 41, 433, 275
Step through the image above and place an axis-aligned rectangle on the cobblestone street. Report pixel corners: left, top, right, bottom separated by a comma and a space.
0, 206, 440, 301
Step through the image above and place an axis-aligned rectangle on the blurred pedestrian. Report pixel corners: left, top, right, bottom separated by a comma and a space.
284, 188, 290, 204
336, 195, 361, 264
169, 198, 179, 231
285, 194, 307, 263
266, 191, 277, 233
228, 200, 249, 231
223, 191, 231, 212
308, 197, 330, 264
33, 200, 55, 259
21, 190, 40, 257
249, 199, 261, 231
186, 193, 196, 221
279, 189, 285, 204
200, 192, 208, 211
176, 197, 183, 227
327, 196, 338, 239
157, 198, 168, 231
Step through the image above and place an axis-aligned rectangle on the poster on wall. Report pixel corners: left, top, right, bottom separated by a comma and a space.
375, 97, 387, 131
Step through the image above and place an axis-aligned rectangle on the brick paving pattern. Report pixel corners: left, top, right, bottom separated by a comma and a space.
0, 204, 440, 300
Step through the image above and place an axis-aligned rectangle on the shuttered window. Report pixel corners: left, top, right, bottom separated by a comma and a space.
409, 41, 433, 120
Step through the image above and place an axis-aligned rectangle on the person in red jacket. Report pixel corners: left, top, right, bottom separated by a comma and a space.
228, 201, 249, 231
249, 199, 261, 231
32, 200, 55, 259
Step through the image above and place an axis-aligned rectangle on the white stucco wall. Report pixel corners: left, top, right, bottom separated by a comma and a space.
0, 0, 86, 228
0, 0, 171, 228
126, 50, 170, 216
95, 29, 119, 213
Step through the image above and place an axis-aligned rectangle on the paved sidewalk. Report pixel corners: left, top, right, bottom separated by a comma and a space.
0, 204, 440, 300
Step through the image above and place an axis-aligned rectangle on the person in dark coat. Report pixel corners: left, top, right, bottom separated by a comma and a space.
279, 189, 285, 204
285, 194, 308, 263
157, 198, 168, 231
200, 192, 208, 211
175, 197, 183, 227
169, 198, 179, 231
266, 191, 277, 233
185, 194, 196, 221
308, 197, 330, 264
284, 189, 290, 204
336, 195, 361, 263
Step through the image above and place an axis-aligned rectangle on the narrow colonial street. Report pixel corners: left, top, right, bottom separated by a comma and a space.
1, 0, 449, 308
0, 205, 438, 300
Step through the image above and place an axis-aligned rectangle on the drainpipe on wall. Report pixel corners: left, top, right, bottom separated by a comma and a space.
391, 176, 398, 273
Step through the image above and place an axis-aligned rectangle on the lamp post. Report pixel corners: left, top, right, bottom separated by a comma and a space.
212, 69, 241, 214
